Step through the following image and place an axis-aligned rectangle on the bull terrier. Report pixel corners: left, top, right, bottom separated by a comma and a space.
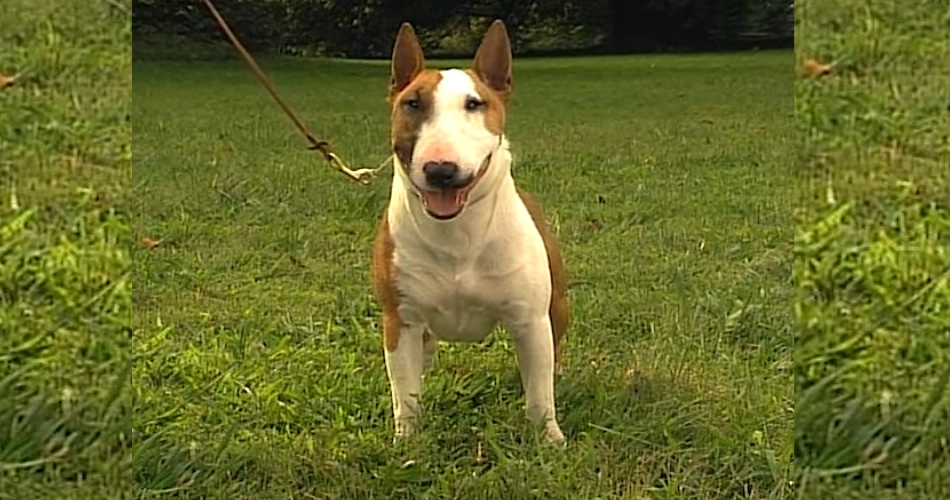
372, 20, 569, 443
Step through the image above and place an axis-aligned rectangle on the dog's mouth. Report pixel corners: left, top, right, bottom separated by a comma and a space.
421, 186, 473, 220
417, 153, 492, 221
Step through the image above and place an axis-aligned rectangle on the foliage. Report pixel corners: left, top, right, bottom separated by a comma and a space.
132, 0, 793, 58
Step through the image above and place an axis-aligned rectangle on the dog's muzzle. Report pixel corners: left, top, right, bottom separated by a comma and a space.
416, 152, 493, 220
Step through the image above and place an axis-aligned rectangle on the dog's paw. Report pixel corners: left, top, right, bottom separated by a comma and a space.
393, 417, 416, 442
392, 429, 415, 446
544, 423, 565, 444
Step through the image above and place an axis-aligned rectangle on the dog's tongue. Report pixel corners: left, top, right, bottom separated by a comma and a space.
423, 189, 465, 218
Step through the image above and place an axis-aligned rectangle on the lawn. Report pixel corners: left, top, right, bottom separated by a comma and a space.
795, 0, 950, 497
132, 49, 793, 498
0, 0, 132, 498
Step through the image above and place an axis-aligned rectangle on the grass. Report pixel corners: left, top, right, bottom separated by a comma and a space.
132, 48, 794, 498
0, 0, 131, 498
795, 0, 950, 497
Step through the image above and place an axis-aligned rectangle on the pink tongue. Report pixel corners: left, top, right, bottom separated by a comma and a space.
423, 189, 464, 217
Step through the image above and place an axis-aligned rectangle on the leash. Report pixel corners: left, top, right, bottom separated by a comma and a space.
200, 0, 390, 185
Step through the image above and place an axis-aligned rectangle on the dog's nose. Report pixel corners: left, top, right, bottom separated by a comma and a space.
422, 161, 461, 189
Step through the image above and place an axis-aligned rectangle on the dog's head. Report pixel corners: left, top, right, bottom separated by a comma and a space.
388, 20, 512, 221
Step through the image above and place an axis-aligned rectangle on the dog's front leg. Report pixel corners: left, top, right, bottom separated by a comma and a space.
507, 315, 565, 443
383, 321, 425, 440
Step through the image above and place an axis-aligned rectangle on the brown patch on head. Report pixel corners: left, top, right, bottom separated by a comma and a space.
373, 211, 403, 352
466, 20, 513, 138
517, 189, 569, 364
390, 70, 441, 168
463, 69, 507, 136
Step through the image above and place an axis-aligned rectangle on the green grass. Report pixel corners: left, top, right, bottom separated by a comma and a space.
795, 0, 950, 497
132, 51, 793, 498
0, 0, 131, 498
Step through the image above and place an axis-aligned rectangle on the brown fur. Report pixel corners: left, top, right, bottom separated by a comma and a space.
463, 69, 507, 136
517, 189, 569, 363
372, 211, 402, 352
389, 70, 441, 168
468, 20, 512, 136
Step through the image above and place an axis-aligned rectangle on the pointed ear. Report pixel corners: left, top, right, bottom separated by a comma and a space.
473, 20, 512, 95
391, 23, 425, 94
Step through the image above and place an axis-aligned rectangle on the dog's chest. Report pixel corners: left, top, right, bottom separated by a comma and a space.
394, 248, 511, 342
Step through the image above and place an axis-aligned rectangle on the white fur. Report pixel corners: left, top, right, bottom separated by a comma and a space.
384, 70, 564, 442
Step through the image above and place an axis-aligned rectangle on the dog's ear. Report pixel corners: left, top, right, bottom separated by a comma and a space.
391, 23, 425, 95
473, 20, 512, 95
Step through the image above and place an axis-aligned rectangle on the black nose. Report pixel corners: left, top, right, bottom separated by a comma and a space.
422, 161, 461, 189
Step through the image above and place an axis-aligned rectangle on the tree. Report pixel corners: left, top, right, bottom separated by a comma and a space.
132, 0, 790, 57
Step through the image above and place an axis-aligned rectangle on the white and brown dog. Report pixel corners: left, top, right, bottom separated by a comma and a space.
372, 20, 568, 443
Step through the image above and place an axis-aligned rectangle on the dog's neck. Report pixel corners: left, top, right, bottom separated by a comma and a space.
389, 136, 514, 253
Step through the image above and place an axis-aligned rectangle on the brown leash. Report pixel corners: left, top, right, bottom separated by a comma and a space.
201, 0, 388, 185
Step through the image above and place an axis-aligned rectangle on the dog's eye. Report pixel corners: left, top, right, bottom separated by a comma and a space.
403, 98, 420, 110
464, 97, 485, 111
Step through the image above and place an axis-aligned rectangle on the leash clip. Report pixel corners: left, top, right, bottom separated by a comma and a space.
326, 152, 379, 185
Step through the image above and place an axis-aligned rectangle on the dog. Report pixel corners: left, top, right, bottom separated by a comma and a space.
372, 20, 569, 443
